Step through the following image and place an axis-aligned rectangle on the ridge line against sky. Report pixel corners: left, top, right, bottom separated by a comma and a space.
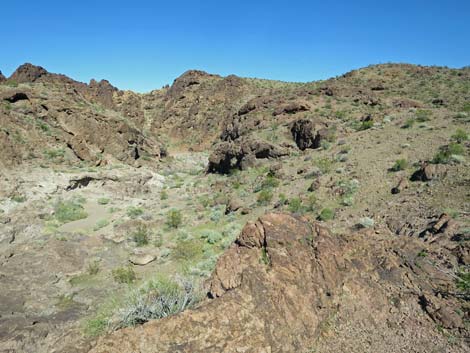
1, 0, 469, 92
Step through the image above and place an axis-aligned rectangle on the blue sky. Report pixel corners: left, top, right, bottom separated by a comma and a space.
1, 0, 469, 92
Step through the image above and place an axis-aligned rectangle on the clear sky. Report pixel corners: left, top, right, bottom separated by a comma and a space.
1, 0, 469, 92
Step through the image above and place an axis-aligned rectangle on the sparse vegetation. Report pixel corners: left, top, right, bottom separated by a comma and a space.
54, 197, 88, 223
318, 208, 335, 221
97, 198, 110, 205
132, 225, 150, 246
166, 209, 182, 228
112, 266, 136, 284
257, 189, 273, 205
127, 206, 144, 219
390, 159, 408, 172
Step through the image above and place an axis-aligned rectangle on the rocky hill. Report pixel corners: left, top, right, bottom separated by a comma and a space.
0, 63, 468, 353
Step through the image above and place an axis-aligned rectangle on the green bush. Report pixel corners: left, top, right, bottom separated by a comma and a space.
390, 159, 408, 172
54, 198, 88, 223
160, 190, 168, 200
356, 120, 373, 131
97, 198, 110, 205
172, 239, 203, 263
402, 118, 415, 129
127, 206, 144, 219
166, 209, 182, 228
415, 109, 431, 122
112, 266, 136, 284
132, 226, 150, 246
11, 194, 26, 203
288, 197, 303, 214
316, 158, 333, 174
451, 129, 469, 143
432, 143, 465, 164
93, 219, 109, 231
87, 260, 100, 275
44, 148, 65, 160
318, 208, 335, 221
257, 189, 273, 205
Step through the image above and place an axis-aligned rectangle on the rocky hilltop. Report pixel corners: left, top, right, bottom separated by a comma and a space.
0, 63, 468, 353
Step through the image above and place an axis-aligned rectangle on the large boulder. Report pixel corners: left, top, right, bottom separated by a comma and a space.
410, 163, 447, 181
290, 119, 329, 150
207, 138, 288, 174
273, 100, 310, 116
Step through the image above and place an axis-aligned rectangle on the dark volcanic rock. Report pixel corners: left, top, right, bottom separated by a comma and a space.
207, 138, 287, 174
2, 91, 30, 103
273, 100, 310, 116
290, 119, 328, 150
9, 63, 49, 83
410, 163, 447, 182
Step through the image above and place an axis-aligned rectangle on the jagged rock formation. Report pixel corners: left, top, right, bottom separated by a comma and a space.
90, 213, 468, 353
207, 138, 288, 174
0, 64, 165, 167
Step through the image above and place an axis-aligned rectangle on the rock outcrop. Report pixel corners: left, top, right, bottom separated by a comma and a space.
290, 119, 329, 150
89, 213, 468, 353
8, 63, 49, 83
207, 138, 288, 174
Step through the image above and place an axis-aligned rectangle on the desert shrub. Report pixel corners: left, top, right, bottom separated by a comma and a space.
54, 198, 88, 223
112, 266, 136, 284
316, 158, 333, 174
356, 120, 373, 131
114, 276, 202, 328
257, 189, 273, 205
93, 219, 109, 231
415, 109, 431, 122
318, 208, 334, 221
456, 270, 470, 293
11, 194, 26, 203
402, 118, 415, 129
132, 226, 150, 246
358, 217, 375, 228
172, 239, 203, 263
44, 148, 65, 160
87, 260, 100, 275
160, 190, 168, 200
127, 206, 144, 219
288, 197, 303, 214
390, 159, 408, 172
451, 129, 469, 143
254, 174, 279, 192
199, 229, 223, 244
432, 143, 465, 164
97, 198, 110, 205
37, 121, 51, 133
166, 209, 182, 228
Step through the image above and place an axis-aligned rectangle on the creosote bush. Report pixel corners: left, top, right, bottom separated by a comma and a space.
54, 197, 88, 223
127, 206, 144, 219
390, 159, 408, 172
112, 266, 136, 284
318, 208, 335, 221
257, 189, 273, 205
167, 209, 183, 228
133, 225, 150, 246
